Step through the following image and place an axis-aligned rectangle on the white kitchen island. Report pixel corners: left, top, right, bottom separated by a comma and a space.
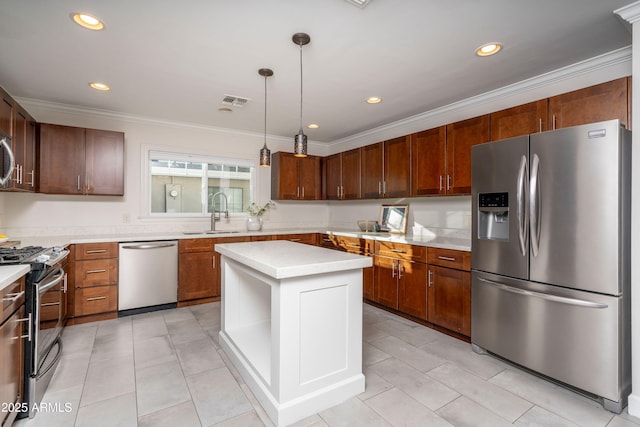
215, 240, 372, 427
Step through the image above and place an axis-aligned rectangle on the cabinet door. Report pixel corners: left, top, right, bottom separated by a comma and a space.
383, 136, 411, 198
361, 142, 383, 199
363, 265, 374, 301
398, 260, 427, 320
299, 155, 321, 200
271, 152, 300, 200
10, 107, 27, 190
490, 100, 548, 141
324, 153, 341, 200
0, 90, 12, 136
548, 77, 629, 130
445, 115, 489, 195
411, 127, 446, 196
374, 256, 398, 309
85, 129, 124, 195
38, 124, 85, 194
1, 305, 24, 427
341, 148, 361, 199
427, 265, 471, 336
178, 252, 218, 301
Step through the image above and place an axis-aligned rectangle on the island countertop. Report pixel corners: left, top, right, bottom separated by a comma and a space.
215, 240, 373, 279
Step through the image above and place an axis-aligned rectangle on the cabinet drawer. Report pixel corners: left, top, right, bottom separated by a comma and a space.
75, 286, 117, 316
376, 241, 426, 263
273, 233, 316, 245
427, 247, 471, 271
75, 242, 118, 260
179, 238, 215, 253
74, 258, 118, 287
319, 234, 341, 250
2, 276, 25, 322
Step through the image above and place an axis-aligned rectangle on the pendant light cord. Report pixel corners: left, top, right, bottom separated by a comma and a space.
264, 73, 268, 147
299, 42, 303, 132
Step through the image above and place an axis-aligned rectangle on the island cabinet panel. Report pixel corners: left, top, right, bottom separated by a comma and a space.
361, 142, 383, 198
427, 247, 471, 336
548, 77, 629, 130
383, 135, 411, 198
178, 236, 250, 305
445, 115, 490, 195
489, 99, 549, 141
37, 123, 124, 196
0, 276, 25, 427
271, 152, 322, 200
411, 126, 446, 196
69, 242, 119, 323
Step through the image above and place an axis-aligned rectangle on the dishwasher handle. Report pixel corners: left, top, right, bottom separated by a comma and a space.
121, 242, 177, 250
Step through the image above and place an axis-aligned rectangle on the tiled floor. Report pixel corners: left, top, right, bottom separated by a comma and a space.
14, 302, 640, 427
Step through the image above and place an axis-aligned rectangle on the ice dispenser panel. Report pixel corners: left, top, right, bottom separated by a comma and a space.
478, 192, 509, 241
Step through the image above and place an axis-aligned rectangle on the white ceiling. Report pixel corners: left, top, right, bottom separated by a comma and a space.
0, 0, 633, 143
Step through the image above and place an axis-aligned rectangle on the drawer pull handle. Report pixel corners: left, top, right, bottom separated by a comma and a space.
290, 238, 301, 242
3, 291, 25, 302
323, 238, 332, 242
87, 296, 107, 301
347, 243, 360, 247
41, 302, 61, 307
86, 269, 107, 274
391, 249, 406, 253
16, 313, 32, 342
437, 256, 456, 262
86, 249, 107, 254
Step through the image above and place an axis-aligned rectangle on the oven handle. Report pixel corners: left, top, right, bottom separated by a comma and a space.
37, 268, 65, 295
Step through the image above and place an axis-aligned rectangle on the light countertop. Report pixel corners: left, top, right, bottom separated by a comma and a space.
0, 264, 30, 292
8, 228, 471, 252
215, 240, 373, 279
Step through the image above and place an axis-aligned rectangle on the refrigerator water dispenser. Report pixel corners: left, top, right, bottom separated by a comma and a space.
478, 192, 509, 241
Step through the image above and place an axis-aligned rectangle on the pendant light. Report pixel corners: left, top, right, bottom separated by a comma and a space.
258, 68, 273, 167
292, 33, 310, 157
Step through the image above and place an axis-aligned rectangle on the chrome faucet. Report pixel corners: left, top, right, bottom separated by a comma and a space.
210, 192, 229, 231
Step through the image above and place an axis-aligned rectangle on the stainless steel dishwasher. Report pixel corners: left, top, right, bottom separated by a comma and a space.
118, 240, 178, 314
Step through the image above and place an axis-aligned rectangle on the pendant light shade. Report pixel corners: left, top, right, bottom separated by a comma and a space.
258, 68, 273, 167
292, 33, 310, 157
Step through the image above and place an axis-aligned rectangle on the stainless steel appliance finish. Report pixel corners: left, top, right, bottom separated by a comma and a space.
118, 241, 178, 312
7, 246, 70, 419
471, 120, 631, 413
0, 130, 15, 187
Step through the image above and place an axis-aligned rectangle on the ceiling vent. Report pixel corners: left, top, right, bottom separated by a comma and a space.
220, 95, 251, 108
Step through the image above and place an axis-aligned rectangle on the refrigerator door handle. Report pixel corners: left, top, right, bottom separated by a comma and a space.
477, 277, 608, 309
516, 155, 528, 257
529, 153, 541, 257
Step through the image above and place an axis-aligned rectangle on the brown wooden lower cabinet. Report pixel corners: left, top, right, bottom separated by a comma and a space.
1, 277, 25, 427
427, 265, 471, 336
74, 286, 118, 317
271, 233, 317, 245
374, 255, 399, 309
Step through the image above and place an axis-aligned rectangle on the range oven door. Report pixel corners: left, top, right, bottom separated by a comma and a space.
33, 266, 65, 374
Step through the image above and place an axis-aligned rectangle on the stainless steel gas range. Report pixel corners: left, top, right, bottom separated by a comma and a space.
0, 245, 69, 419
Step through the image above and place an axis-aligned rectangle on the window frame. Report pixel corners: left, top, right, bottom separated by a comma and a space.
142, 146, 257, 218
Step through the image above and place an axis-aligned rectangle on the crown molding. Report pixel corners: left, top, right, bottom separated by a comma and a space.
328, 46, 632, 148
616, 1, 640, 24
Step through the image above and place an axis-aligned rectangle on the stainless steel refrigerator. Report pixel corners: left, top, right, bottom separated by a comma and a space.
471, 119, 631, 413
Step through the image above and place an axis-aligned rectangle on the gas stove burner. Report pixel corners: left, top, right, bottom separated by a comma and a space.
0, 245, 46, 265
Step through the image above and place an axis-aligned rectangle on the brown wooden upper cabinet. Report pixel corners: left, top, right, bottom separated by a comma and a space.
323, 148, 361, 200
38, 123, 124, 195
361, 136, 411, 199
0, 86, 36, 191
549, 77, 629, 130
411, 126, 446, 196
489, 100, 549, 141
445, 115, 490, 195
271, 152, 322, 200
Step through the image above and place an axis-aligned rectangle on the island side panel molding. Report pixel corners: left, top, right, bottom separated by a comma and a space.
217, 243, 366, 427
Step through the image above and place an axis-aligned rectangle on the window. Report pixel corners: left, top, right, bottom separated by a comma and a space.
148, 150, 255, 216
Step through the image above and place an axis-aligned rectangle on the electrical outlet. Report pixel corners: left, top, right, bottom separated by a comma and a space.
123, 213, 131, 224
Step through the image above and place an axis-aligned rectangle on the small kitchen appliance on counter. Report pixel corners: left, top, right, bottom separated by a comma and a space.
471, 119, 631, 413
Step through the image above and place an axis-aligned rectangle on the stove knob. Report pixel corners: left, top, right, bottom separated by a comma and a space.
36, 254, 51, 263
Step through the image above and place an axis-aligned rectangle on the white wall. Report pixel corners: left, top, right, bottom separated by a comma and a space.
0, 47, 631, 239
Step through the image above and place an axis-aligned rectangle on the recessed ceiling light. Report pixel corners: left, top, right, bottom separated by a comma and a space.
72, 13, 105, 30
366, 97, 382, 104
308, 124, 319, 129
476, 42, 503, 57
218, 107, 233, 113
89, 82, 110, 91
